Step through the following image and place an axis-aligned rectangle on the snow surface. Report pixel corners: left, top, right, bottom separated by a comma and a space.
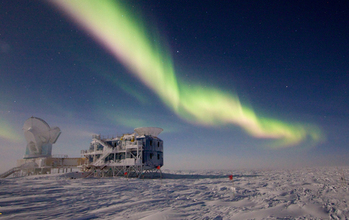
0, 167, 348, 219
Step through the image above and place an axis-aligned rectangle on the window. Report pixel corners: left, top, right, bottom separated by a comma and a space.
158, 142, 160, 148
150, 153, 153, 159
97, 144, 103, 151
116, 153, 125, 160
105, 154, 114, 163
157, 154, 160, 160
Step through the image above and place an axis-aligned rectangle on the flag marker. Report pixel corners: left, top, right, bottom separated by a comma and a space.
229, 174, 235, 196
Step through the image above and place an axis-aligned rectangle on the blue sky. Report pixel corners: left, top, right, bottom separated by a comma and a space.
0, 0, 348, 173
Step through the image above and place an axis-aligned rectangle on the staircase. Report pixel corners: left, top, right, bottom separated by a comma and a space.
0, 167, 21, 178
93, 139, 113, 166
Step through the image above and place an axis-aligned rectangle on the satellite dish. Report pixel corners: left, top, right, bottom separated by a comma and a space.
134, 127, 163, 137
22, 117, 61, 158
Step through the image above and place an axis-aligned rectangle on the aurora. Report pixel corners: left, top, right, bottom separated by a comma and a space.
0, 117, 21, 143
50, 0, 323, 148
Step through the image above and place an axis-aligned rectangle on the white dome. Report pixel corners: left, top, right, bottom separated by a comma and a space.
22, 117, 61, 158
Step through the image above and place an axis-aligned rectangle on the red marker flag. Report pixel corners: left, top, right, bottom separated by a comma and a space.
229, 175, 233, 181
157, 165, 161, 170
124, 172, 128, 176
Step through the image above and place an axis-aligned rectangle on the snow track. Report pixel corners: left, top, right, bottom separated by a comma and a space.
0, 167, 348, 219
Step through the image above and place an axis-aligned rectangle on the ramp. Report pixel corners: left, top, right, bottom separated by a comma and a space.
0, 167, 21, 178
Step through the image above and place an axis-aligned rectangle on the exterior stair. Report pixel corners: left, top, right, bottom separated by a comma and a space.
0, 167, 21, 178
93, 139, 113, 166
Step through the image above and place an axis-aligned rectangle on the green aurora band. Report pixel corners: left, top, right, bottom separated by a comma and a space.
51, 0, 323, 148
0, 117, 21, 143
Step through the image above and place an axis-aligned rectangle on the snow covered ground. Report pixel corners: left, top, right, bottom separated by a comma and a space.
0, 166, 348, 219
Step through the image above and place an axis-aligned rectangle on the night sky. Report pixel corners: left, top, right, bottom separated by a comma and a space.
1, 0, 348, 172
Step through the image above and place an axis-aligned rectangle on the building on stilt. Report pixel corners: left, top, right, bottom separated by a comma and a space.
80, 127, 164, 178
0, 117, 164, 179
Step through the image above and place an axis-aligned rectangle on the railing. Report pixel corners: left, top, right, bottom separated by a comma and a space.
52, 154, 68, 158
81, 150, 104, 155
92, 134, 101, 140
93, 149, 113, 166
93, 139, 114, 166
0, 167, 21, 178
92, 134, 123, 140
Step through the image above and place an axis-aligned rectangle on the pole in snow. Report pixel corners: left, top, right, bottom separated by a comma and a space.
157, 165, 162, 180
229, 174, 235, 196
